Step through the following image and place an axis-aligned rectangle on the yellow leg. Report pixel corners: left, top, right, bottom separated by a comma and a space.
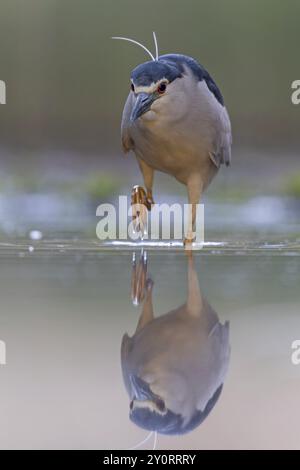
131, 251, 148, 306
137, 158, 155, 210
184, 176, 203, 248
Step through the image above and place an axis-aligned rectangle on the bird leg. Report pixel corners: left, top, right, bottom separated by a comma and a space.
183, 204, 197, 247
135, 277, 154, 332
137, 158, 155, 210
131, 250, 148, 305
186, 252, 203, 317
184, 177, 203, 248
130, 250, 154, 331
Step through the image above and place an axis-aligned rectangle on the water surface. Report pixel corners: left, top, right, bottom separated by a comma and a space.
0, 242, 299, 449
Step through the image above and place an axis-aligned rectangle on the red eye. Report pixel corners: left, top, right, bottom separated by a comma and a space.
157, 82, 167, 94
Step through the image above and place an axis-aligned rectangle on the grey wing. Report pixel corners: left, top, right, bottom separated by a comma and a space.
196, 320, 230, 412
209, 105, 232, 168
207, 320, 230, 386
121, 92, 134, 153
219, 106, 232, 166
121, 333, 133, 396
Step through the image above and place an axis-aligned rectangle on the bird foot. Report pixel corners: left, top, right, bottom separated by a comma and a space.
131, 185, 152, 235
183, 236, 195, 250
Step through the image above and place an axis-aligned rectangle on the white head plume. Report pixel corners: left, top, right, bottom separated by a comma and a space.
112, 32, 159, 61
152, 32, 159, 60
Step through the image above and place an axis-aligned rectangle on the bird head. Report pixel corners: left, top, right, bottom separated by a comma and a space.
128, 374, 224, 435
113, 32, 225, 125
128, 373, 182, 435
129, 59, 183, 122
112, 33, 205, 123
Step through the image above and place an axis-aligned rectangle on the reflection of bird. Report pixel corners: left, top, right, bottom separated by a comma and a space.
113, 33, 232, 244
121, 253, 230, 435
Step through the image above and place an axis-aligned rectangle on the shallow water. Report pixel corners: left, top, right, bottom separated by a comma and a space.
0, 242, 299, 449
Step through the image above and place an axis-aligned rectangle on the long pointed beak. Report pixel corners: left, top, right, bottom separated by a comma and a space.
130, 92, 154, 122
130, 375, 154, 401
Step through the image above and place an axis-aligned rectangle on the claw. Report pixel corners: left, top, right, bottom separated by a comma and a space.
131, 185, 147, 205
131, 185, 149, 236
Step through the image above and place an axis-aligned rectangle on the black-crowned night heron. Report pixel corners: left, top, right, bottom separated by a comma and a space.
113, 33, 232, 244
121, 252, 230, 435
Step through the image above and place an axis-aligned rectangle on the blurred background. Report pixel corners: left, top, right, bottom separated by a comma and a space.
0, 0, 299, 240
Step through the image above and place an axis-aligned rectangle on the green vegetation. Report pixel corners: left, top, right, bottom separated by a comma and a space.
284, 173, 300, 198
83, 173, 121, 200
0, 171, 121, 201
207, 185, 255, 203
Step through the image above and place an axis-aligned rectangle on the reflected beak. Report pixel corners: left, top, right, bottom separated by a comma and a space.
130, 92, 155, 122
130, 375, 166, 414
130, 375, 154, 401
